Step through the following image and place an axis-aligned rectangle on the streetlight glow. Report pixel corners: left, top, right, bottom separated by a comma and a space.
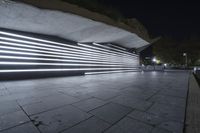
152, 57, 157, 62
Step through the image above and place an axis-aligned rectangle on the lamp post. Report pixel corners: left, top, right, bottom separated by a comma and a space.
152, 57, 157, 70
183, 53, 187, 68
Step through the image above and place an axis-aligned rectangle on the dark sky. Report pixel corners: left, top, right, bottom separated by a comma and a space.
99, 0, 200, 40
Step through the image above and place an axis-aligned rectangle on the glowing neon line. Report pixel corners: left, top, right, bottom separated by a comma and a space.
0, 41, 135, 62
0, 36, 136, 60
0, 68, 138, 73
78, 43, 136, 58
0, 61, 136, 67
0, 31, 137, 58
93, 43, 137, 57
0, 55, 136, 65
108, 44, 127, 51
0, 46, 136, 64
85, 70, 138, 75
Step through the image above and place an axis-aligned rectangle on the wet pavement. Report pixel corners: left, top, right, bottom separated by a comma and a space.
0, 71, 189, 133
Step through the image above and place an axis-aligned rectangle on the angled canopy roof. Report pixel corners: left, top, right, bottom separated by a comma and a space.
0, 0, 150, 49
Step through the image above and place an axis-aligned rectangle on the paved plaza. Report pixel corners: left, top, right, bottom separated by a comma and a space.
0, 71, 189, 133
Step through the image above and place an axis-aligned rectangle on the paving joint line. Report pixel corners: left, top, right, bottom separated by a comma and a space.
16, 101, 42, 133
102, 108, 135, 133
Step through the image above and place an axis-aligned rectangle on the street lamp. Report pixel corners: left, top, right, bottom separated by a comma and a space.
152, 57, 157, 63
152, 57, 157, 70
183, 53, 187, 68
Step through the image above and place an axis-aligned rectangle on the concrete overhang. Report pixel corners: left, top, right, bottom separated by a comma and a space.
0, 0, 150, 49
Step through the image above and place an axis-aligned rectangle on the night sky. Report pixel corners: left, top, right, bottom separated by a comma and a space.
100, 0, 200, 40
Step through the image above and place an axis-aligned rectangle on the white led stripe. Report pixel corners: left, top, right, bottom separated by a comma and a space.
84, 43, 137, 58
78, 43, 136, 58
93, 43, 137, 57
76, 43, 137, 59
0, 31, 64, 45
0, 68, 138, 73
0, 38, 136, 61
0, 31, 140, 75
0, 36, 136, 60
0, 41, 126, 62
0, 50, 137, 66
92, 42, 136, 57
0, 31, 137, 59
92, 43, 127, 53
0, 41, 135, 62
0, 55, 136, 65
0, 46, 136, 64
85, 70, 138, 75
0, 61, 136, 67
0, 41, 111, 60
108, 44, 127, 51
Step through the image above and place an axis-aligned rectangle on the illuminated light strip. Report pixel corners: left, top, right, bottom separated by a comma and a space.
0, 50, 117, 64
0, 46, 136, 64
0, 55, 136, 65
0, 31, 140, 75
0, 41, 134, 62
0, 41, 116, 60
0, 31, 137, 59
93, 43, 137, 57
0, 41, 136, 62
0, 61, 136, 67
0, 36, 136, 60
0, 41, 137, 63
0, 50, 137, 66
0, 31, 65, 45
0, 68, 138, 73
93, 42, 135, 56
78, 43, 136, 58
108, 44, 127, 51
85, 70, 139, 75
0, 37, 136, 61
92, 43, 127, 54
0, 41, 138, 61
86, 43, 137, 58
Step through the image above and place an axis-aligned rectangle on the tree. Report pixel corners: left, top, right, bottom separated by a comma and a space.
153, 37, 200, 66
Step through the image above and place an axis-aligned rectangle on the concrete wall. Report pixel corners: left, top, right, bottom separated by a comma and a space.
0, 0, 149, 49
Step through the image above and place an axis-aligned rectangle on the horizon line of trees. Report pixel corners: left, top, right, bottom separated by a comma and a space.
153, 37, 200, 66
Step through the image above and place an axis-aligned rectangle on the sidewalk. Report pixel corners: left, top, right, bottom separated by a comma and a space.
185, 74, 200, 133
0, 71, 189, 133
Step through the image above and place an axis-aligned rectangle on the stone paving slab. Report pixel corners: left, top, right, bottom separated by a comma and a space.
0, 101, 21, 116
0, 88, 10, 97
158, 121, 183, 133
151, 128, 172, 133
128, 110, 183, 133
110, 95, 153, 111
120, 90, 154, 100
72, 98, 108, 112
104, 117, 153, 133
89, 102, 132, 124
30, 105, 91, 133
0, 122, 39, 133
158, 88, 188, 98
0, 71, 189, 133
0, 110, 29, 131
88, 89, 121, 100
149, 94, 186, 108
147, 103, 185, 123
128, 110, 164, 126
62, 116, 110, 133
22, 94, 80, 115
